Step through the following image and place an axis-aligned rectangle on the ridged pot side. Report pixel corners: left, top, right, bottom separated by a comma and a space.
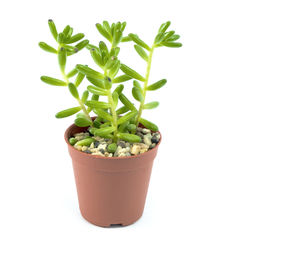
64, 122, 161, 227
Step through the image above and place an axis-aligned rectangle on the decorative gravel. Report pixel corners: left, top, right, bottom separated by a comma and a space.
70, 127, 160, 157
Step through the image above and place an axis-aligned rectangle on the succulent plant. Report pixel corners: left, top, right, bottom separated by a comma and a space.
39, 20, 181, 144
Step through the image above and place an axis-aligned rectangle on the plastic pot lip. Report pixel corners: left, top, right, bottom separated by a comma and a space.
64, 121, 162, 160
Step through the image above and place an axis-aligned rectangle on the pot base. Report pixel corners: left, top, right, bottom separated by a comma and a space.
80, 210, 142, 227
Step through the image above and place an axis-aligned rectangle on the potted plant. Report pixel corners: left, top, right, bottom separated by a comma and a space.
39, 19, 182, 227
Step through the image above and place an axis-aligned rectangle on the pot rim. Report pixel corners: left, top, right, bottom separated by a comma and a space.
64, 121, 162, 160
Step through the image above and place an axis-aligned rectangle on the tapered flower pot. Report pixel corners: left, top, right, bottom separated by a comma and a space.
64, 122, 161, 227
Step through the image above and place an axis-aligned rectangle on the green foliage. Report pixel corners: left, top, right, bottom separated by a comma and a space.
40, 19, 181, 144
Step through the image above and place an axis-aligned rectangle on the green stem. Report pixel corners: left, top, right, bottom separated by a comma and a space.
136, 44, 155, 125
107, 90, 118, 142
58, 45, 92, 125
104, 65, 118, 142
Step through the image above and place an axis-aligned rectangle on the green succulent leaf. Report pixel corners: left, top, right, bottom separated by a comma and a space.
106, 56, 118, 69
128, 33, 150, 51
58, 47, 67, 72
121, 36, 131, 42
93, 108, 113, 121
68, 83, 79, 99
41, 76, 67, 86
90, 48, 104, 68
96, 23, 112, 42
74, 72, 85, 87
66, 33, 84, 44
87, 85, 107, 96
147, 79, 167, 91
120, 64, 145, 82
133, 80, 142, 91
99, 41, 109, 55
86, 77, 105, 89
112, 29, 122, 47
134, 45, 148, 61
108, 60, 120, 78
74, 113, 92, 127
75, 40, 89, 51
110, 47, 120, 57
127, 124, 137, 132
119, 121, 129, 133
143, 101, 159, 109
167, 34, 180, 42
81, 90, 89, 103
94, 126, 116, 137
116, 106, 129, 115
120, 22, 127, 32
112, 92, 119, 108
118, 133, 141, 143
117, 111, 137, 125
67, 68, 78, 78
103, 77, 112, 89
85, 100, 110, 109
162, 42, 182, 48
139, 118, 159, 131
91, 94, 99, 101
86, 44, 99, 51
75, 137, 95, 146
38, 42, 57, 54
76, 64, 104, 79
158, 21, 171, 33
62, 25, 71, 36
48, 19, 58, 41
57, 33, 65, 44
132, 87, 143, 102
112, 75, 132, 83
113, 84, 124, 96
102, 21, 111, 34
55, 106, 81, 118
154, 32, 164, 45
119, 93, 137, 111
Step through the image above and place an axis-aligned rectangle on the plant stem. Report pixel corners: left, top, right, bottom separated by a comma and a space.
58, 46, 92, 124
107, 89, 118, 142
136, 44, 155, 125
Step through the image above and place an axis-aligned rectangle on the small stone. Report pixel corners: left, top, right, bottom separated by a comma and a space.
104, 152, 110, 157
94, 141, 100, 148
130, 143, 149, 155
74, 145, 82, 151
91, 148, 99, 153
117, 141, 126, 148
100, 149, 105, 154
142, 128, 151, 134
143, 133, 152, 146
151, 136, 160, 144
136, 132, 144, 139
149, 143, 156, 149
90, 142, 95, 149
92, 152, 104, 156
81, 146, 88, 151
98, 143, 107, 151
137, 127, 143, 132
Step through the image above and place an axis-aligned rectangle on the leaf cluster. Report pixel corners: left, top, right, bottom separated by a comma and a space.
39, 20, 182, 143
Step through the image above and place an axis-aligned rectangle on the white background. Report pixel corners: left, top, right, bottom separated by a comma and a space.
0, 0, 299, 261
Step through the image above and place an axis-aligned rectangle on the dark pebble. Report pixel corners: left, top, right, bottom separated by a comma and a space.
94, 141, 100, 148
100, 149, 105, 154
117, 141, 126, 148
84, 150, 92, 154
151, 136, 160, 143
137, 132, 144, 139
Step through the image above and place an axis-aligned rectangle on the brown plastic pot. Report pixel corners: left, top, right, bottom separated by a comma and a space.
64, 122, 161, 227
